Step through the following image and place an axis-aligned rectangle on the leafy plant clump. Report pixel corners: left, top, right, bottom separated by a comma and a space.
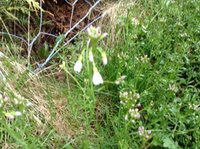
98, 0, 200, 148
0, 0, 200, 148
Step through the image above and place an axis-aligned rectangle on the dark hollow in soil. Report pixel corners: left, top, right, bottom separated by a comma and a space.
41, 0, 100, 44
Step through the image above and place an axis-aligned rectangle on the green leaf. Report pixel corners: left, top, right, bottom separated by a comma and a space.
163, 137, 179, 149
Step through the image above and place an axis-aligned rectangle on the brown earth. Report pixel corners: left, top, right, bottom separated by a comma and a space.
42, 0, 100, 42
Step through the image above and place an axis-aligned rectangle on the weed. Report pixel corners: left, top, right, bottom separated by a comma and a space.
0, 0, 200, 148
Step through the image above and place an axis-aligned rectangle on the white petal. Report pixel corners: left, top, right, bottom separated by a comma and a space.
102, 33, 108, 38
125, 114, 128, 121
0, 52, 5, 57
0, 70, 6, 82
15, 111, 22, 116
74, 60, 82, 73
92, 71, 103, 85
89, 51, 94, 62
103, 57, 107, 65
102, 52, 108, 65
26, 102, 32, 107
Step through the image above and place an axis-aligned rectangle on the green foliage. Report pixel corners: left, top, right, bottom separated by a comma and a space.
0, 0, 200, 148
98, 0, 200, 148
0, 0, 40, 41
0, 0, 39, 19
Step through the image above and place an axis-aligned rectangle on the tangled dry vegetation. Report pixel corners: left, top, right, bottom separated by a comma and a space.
0, 0, 105, 147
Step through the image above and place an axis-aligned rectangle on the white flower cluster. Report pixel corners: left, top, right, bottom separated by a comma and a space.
129, 108, 141, 119
136, 55, 150, 63
5, 111, 22, 120
115, 75, 126, 85
117, 52, 130, 65
87, 26, 108, 41
168, 84, 178, 93
0, 92, 32, 120
120, 91, 142, 123
120, 91, 140, 104
73, 26, 108, 86
138, 126, 152, 139
140, 55, 149, 63
125, 107, 141, 124
132, 17, 139, 26
189, 103, 200, 111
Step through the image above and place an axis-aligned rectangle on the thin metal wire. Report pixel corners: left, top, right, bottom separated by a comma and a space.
0, 32, 28, 44
34, 0, 102, 73
0, 0, 102, 73
37, 14, 103, 72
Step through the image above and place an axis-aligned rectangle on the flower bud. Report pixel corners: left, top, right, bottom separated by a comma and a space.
101, 51, 107, 65
74, 55, 83, 73
89, 50, 94, 62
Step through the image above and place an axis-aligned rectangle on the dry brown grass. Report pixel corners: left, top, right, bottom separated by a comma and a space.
99, 0, 138, 45
0, 51, 80, 141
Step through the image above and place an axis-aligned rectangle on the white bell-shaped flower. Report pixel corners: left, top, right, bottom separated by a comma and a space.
74, 56, 83, 73
101, 51, 107, 65
89, 50, 94, 62
92, 66, 103, 85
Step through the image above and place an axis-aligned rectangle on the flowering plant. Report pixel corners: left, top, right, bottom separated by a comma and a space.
72, 26, 108, 86
0, 53, 32, 121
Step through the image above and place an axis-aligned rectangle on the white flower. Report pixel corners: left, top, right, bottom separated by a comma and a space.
15, 111, 22, 116
168, 84, 178, 92
0, 51, 5, 57
132, 17, 139, 26
87, 26, 108, 40
134, 93, 140, 99
87, 26, 100, 39
138, 126, 145, 136
14, 98, 19, 105
0, 93, 3, 99
0, 70, 6, 82
140, 55, 149, 63
92, 66, 103, 85
115, 75, 126, 84
147, 130, 152, 135
103, 57, 107, 65
74, 56, 83, 73
125, 114, 128, 121
3, 96, 9, 102
59, 61, 66, 70
131, 120, 136, 123
89, 50, 94, 62
100, 33, 108, 40
5, 113, 14, 120
101, 51, 107, 65
120, 100, 125, 105
26, 102, 32, 107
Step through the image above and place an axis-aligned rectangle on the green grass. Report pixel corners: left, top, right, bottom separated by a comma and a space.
0, 0, 200, 148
